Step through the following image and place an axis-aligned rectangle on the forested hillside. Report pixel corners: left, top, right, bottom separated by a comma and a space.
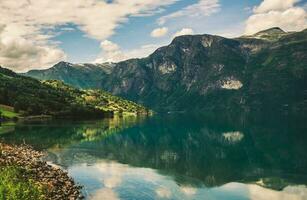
0, 67, 149, 120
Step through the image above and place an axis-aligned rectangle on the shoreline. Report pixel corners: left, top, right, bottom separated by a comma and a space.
0, 143, 83, 200
0, 111, 153, 123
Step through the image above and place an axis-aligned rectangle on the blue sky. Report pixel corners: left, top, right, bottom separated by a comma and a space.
54, 0, 259, 63
0, 0, 306, 72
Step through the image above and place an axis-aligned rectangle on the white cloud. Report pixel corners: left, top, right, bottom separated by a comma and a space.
94, 41, 160, 63
0, 29, 66, 72
158, 0, 220, 25
91, 188, 120, 200
254, 0, 299, 13
156, 187, 172, 198
151, 27, 169, 37
95, 40, 126, 63
173, 28, 194, 38
100, 40, 121, 52
180, 186, 197, 196
245, 0, 307, 35
103, 176, 122, 189
0, 0, 179, 71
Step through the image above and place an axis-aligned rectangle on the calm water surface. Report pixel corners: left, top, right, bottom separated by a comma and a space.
1, 114, 307, 200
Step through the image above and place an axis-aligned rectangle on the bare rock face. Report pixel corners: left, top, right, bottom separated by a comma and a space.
158, 62, 177, 75
25, 28, 307, 115
201, 36, 214, 48
220, 77, 243, 90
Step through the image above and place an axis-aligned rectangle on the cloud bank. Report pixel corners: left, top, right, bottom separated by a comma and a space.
158, 0, 220, 25
245, 0, 307, 35
0, 0, 178, 72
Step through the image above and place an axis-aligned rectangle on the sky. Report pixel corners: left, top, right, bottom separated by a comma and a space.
0, 0, 306, 72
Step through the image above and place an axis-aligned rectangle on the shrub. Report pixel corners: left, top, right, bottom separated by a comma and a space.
0, 166, 44, 200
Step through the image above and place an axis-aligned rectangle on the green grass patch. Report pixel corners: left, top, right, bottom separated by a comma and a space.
0, 105, 19, 119
0, 126, 15, 135
0, 166, 44, 200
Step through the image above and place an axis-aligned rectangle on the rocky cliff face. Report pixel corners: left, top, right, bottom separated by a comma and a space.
25, 28, 307, 115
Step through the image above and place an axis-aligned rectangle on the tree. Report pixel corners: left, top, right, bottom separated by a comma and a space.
0, 89, 8, 104
0, 110, 3, 122
14, 101, 21, 113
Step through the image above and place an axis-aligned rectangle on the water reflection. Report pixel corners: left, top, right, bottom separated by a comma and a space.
0, 116, 144, 149
0, 114, 307, 199
67, 160, 307, 200
222, 131, 244, 143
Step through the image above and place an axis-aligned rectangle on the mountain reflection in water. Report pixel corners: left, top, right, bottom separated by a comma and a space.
0, 114, 307, 200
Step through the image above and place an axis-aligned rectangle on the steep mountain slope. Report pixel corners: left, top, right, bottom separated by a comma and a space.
25, 28, 307, 115
0, 67, 148, 120
26, 62, 114, 89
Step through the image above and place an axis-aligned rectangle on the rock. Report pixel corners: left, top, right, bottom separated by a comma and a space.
0, 143, 83, 200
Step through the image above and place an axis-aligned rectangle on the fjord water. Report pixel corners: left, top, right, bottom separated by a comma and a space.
1, 114, 307, 200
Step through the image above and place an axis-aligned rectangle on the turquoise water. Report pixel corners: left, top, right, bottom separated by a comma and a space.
1, 114, 307, 200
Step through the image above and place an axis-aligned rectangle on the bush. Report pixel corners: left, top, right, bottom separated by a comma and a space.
0, 166, 44, 200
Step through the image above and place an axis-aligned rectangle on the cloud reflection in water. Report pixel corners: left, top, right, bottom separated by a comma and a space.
68, 160, 307, 200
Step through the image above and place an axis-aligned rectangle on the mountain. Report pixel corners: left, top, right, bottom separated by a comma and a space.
25, 62, 114, 89
242, 27, 289, 41
25, 28, 307, 115
0, 67, 149, 120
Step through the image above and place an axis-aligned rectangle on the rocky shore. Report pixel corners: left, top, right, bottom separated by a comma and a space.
0, 143, 83, 200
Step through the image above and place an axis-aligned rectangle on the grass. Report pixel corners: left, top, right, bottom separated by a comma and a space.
0, 105, 19, 119
0, 126, 15, 135
0, 166, 44, 200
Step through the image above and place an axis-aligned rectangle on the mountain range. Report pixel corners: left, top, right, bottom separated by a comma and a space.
25, 27, 307, 115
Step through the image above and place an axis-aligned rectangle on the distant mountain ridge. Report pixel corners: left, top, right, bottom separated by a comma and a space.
242, 27, 289, 41
25, 62, 114, 89
25, 28, 307, 115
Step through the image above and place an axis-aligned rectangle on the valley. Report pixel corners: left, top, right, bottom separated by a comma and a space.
26, 28, 307, 116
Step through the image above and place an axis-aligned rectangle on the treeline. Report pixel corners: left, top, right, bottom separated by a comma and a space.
42, 80, 149, 115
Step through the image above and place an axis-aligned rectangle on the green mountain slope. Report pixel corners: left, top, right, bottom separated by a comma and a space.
25, 28, 307, 115
25, 62, 113, 89
0, 67, 149, 120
